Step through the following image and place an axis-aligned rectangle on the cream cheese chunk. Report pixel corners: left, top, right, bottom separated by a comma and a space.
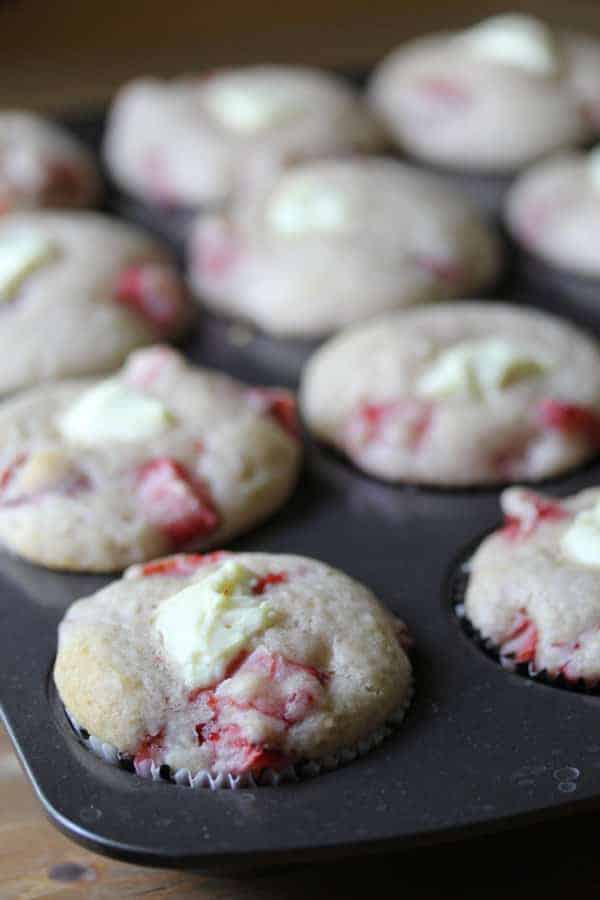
562, 502, 600, 568
58, 378, 174, 445
457, 14, 562, 76
266, 172, 355, 236
0, 231, 57, 301
417, 338, 549, 400
153, 560, 278, 688
205, 78, 310, 134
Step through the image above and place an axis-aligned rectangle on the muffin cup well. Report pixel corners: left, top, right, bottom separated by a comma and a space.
507, 240, 600, 330
453, 563, 600, 696
110, 190, 198, 251
394, 152, 514, 219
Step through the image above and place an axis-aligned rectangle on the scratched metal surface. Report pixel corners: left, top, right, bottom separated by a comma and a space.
2, 96, 600, 870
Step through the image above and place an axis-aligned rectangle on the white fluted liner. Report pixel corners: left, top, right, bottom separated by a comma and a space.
65, 682, 413, 791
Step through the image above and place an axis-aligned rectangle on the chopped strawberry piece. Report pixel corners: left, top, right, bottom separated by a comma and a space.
414, 255, 464, 287
140, 550, 228, 577
133, 729, 164, 770
348, 399, 433, 451
246, 388, 299, 440
115, 263, 185, 334
0, 453, 28, 496
489, 438, 532, 480
194, 226, 239, 278
196, 721, 289, 775
501, 515, 523, 539
537, 399, 600, 446
252, 571, 287, 595
500, 612, 538, 665
395, 620, 414, 653
233, 648, 329, 719
417, 78, 470, 108
142, 149, 178, 207
501, 492, 566, 539
136, 458, 219, 546
192, 647, 328, 774
123, 346, 179, 389
520, 197, 561, 242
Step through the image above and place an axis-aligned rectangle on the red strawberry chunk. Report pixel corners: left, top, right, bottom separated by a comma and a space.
349, 399, 433, 451
500, 612, 538, 665
123, 346, 179, 389
133, 729, 164, 770
501, 492, 566, 539
196, 721, 290, 775
520, 197, 562, 241
115, 263, 185, 334
537, 399, 600, 446
194, 227, 239, 278
414, 254, 465, 287
136, 458, 219, 546
192, 647, 328, 774
252, 571, 287, 595
417, 77, 471, 108
0, 453, 28, 496
140, 550, 229, 577
246, 388, 299, 440
489, 439, 531, 480
142, 149, 178, 207
229, 648, 328, 722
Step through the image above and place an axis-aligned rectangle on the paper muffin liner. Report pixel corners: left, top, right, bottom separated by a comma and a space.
64, 684, 413, 790
452, 559, 600, 696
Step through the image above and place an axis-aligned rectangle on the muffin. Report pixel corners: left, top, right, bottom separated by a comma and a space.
300, 302, 600, 486
463, 486, 600, 689
0, 346, 300, 571
0, 112, 99, 213
505, 147, 600, 311
0, 210, 193, 396
368, 15, 599, 211
103, 66, 384, 214
188, 157, 501, 337
55, 551, 412, 786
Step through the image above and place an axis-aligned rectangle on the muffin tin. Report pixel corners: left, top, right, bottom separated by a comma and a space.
3, 88, 600, 871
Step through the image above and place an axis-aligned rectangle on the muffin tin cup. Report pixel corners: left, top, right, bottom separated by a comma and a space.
110, 190, 199, 253
65, 692, 413, 790
453, 563, 600, 698
506, 238, 600, 331
396, 152, 515, 219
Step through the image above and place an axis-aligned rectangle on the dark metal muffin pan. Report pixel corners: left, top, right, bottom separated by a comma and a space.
3, 96, 600, 872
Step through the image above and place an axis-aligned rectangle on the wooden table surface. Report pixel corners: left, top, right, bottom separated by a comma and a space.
4, 718, 600, 899
3, 0, 600, 896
